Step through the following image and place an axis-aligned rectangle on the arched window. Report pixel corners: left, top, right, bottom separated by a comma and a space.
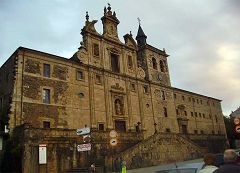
160, 60, 164, 72
152, 57, 157, 70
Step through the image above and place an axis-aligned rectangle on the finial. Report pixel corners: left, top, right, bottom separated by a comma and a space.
107, 3, 111, 11
137, 17, 141, 25
104, 6, 107, 14
86, 11, 89, 21
130, 31, 132, 37
113, 11, 116, 17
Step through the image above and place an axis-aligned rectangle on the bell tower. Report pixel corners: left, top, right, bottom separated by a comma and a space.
101, 4, 120, 39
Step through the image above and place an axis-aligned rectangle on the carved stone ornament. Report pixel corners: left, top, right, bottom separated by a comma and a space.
137, 67, 145, 79
154, 89, 161, 97
77, 47, 88, 64
178, 104, 186, 110
111, 83, 124, 91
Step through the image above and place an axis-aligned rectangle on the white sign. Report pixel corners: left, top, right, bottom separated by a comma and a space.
77, 143, 91, 152
109, 130, 117, 138
83, 134, 91, 143
76, 127, 90, 136
110, 138, 118, 146
39, 144, 47, 164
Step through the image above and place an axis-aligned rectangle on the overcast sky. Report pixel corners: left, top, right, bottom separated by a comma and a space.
0, 0, 239, 115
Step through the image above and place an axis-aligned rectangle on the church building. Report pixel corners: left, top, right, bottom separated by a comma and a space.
0, 5, 227, 173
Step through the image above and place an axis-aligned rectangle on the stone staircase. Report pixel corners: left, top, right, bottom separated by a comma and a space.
115, 132, 207, 169
65, 165, 104, 173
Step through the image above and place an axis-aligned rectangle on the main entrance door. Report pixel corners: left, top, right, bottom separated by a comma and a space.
182, 125, 188, 134
115, 120, 126, 132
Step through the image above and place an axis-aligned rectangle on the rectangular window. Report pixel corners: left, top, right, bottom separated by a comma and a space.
174, 93, 177, 99
111, 53, 120, 73
76, 71, 84, 80
43, 121, 50, 129
98, 123, 104, 131
203, 114, 205, 118
191, 112, 194, 117
43, 64, 50, 78
93, 43, 100, 56
188, 97, 191, 102
128, 56, 133, 69
161, 91, 166, 100
143, 85, 149, 94
182, 95, 185, 101
200, 130, 204, 134
131, 83, 136, 91
164, 107, 168, 117
166, 128, 171, 133
195, 112, 198, 117
199, 113, 202, 118
184, 111, 187, 116
194, 130, 198, 134
43, 89, 50, 104
200, 100, 203, 104
95, 74, 102, 84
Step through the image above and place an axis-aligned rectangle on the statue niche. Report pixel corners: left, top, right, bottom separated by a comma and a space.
114, 98, 123, 115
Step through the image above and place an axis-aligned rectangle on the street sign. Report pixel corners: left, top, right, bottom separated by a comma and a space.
110, 138, 118, 146
235, 125, 240, 133
39, 144, 47, 164
109, 130, 117, 138
83, 134, 91, 143
77, 143, 91, 152
76, 127, 90, 136
234, 117, 240, 125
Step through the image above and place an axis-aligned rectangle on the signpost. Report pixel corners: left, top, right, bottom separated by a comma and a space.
76, 127, 90, 136
39, 144, 47, 164
77, 143, 91, 152
109, 130, 118, 146
76, 126, 91, 152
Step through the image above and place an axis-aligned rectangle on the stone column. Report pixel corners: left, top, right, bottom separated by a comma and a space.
72, 142, 77, 167
88, 69, 96, 128
103, 73, 113, 129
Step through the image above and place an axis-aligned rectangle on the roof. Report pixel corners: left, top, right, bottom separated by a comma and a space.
230, 107, 240, 117
172, 87, 222, 101
136, 25, 147, 38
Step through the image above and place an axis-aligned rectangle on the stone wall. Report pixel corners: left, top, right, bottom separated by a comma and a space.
116, 132, 207, 169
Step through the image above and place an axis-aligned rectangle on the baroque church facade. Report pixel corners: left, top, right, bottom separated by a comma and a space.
0, 5, 227, 173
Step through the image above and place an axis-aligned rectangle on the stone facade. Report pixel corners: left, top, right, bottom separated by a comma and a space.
0, 5, 227, 173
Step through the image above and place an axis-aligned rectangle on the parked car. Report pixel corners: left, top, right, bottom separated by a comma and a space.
156, 161, 204, 173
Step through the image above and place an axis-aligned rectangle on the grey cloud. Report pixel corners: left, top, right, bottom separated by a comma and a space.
0, 0, 239, 115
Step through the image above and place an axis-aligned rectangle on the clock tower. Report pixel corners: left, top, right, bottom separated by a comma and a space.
101, 4, 120, 39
